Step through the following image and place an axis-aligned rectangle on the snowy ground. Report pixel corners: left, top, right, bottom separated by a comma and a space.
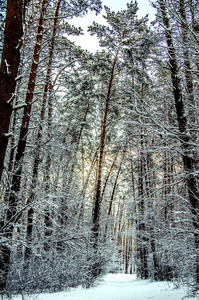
7, 274, 199, 300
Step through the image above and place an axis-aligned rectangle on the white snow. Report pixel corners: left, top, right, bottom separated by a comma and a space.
8, 274, 198, 300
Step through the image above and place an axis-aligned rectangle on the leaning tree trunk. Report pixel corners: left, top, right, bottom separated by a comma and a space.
0, 0, 23, 181
103, 151, 125, 240
78, 146, 99, 224
92, 50, 119, 242
85, 51, 118, 288
24, 0, 62, 262
159, 0, 199, 284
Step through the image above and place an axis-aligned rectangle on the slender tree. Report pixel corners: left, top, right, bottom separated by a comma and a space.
24, 0, 62, 262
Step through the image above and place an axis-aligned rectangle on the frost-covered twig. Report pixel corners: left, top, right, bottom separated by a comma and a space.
7, 93, 15, 104
13, 103, 27, 110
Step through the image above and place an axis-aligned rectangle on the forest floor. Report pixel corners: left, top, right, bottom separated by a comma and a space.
7, 273, 199, 300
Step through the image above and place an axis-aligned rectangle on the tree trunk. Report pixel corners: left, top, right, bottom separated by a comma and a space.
159, 0, 199, 284
136, 64, 149, 280
0, 0, 23, 291
24, 0, 61, 261
101, 149, 120, 202
7, 0, 48, 224
78, 146, 99, 224
0, 0, 23, 181
104, 151, 125, 240
85, 51, 118, 287
0, 0, 48, 287
179, 0, 196, 125
92, 50, 118, 242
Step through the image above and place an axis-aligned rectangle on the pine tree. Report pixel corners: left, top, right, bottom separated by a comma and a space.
157, 0, 199, 286
0, 0, 23, 181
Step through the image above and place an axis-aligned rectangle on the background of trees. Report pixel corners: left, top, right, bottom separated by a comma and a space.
0, 0, 199, 295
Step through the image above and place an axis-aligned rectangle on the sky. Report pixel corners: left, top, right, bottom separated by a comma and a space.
103, 0, 156, 18
69, 0, 156, 52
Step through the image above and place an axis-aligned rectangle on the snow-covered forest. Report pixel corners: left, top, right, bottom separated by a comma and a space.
6, 274, 199, 300
0, 0, 199, 297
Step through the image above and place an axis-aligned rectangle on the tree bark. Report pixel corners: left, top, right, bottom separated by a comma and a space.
92, 50, 118, 241
7, 0, 48, 224
24, 0, 61, 260
86, 51, 118, 286
101, 149, 120, 201
136, 64, 149, 280
104, 152, 125, 240
179, 0, 196, 125
0, 0, 48, 283
0, 0, 23, 181
0, 0, 23, 291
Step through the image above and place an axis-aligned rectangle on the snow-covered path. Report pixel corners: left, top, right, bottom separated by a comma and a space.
11, 274, 198, 300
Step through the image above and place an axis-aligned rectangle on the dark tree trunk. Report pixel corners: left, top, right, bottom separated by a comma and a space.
136, 64, 149, 280
78, 147, 99, 224
0, 0, 23, 181
24, 0, 62, 260
7, 0, 48, 218
0, 0, 23, 291
137, 154, 148, 279
92, 50, 118, 242
179, 0, 196, 125
7, 0, 48, 222
85, 51, 118, 288
104, 151, 125, 240
0, 0, 48, 288
101, 150, 119, 201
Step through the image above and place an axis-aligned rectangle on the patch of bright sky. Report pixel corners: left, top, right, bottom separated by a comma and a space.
69, 0, 156, 52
